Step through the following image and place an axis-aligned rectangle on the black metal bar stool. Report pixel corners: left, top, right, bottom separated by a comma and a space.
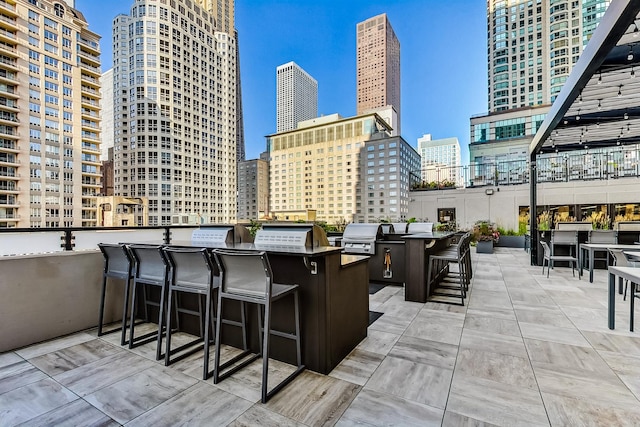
426, 232, 472, 305
212, 249, 305, 404
127, 244, 169, 360
97, 243, 133, 345
161, 247, 219, 379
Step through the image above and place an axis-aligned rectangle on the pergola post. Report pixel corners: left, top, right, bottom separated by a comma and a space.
529, 154, 538, 266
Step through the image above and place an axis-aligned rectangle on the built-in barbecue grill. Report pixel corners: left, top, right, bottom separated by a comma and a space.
254, 223, 329, 252
341, 223, 384, 255
191, 224, 253, 245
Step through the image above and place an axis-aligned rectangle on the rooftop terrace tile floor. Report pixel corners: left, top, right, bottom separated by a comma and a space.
2, 248, 640, 426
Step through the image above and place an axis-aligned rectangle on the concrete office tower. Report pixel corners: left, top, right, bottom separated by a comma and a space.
237, 158, 269, 221
267, 113, 419, 224
487, 0, 610, 112
0, 0, 101, 228
276, 62, 318, 133
100, 69, 114, 162
356, 13, 400, 133
417, 134, 463, 187
112, 0, 237, 226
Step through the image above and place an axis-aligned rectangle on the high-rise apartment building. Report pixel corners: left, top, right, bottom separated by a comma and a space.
237, 158, 268, 221
487, 0, 610, 112
356, 13, 400, 131
112, 0, 237, 226
0, 0, 101, 228
473, 0, 609, 164
267, 113, 419, 224
100, 68, 114, 162
276, 61, 318, 133
417, 134, 463, 187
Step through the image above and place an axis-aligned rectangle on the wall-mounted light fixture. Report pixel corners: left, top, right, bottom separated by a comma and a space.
485, 189, 494, 196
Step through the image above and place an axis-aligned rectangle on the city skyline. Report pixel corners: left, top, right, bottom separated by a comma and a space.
75, 0, 486, 163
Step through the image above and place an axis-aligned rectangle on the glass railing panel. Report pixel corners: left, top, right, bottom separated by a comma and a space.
0, 231, 64, 256
73, 228, 165, 251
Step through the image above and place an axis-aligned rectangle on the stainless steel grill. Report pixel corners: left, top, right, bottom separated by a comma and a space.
341, 223, 383, 255
406, 222, 434, 234
191, 225, 253, 245
254, 224, 329, 251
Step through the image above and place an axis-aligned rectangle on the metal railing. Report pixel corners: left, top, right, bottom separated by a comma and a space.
411, 145, 640, 190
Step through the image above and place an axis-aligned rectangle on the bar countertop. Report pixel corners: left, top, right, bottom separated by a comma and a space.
133, 240, 345, 256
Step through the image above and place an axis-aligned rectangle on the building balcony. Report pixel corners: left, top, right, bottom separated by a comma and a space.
0, 232, 635, 425
0, 97, 19, 111
81, 88, 100, 100
0, 181, 17, 192
77, 37, 100, 54
0, 152, 17, 165
79, 63, 101, 77
81, 97, 99, 108
0, 54, 17, 70
0, 196, 18, 206
0, 126, 18, 138
0, 0, 17, 15
78, 53, 100, 69
0, 28, 15, 43
0, 15, 17, 31
80, 73, 99, 87
0, 41, 17, 56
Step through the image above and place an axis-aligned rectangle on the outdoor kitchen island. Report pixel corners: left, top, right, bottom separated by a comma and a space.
157, 224, 370, 375
402, 231, 455, 303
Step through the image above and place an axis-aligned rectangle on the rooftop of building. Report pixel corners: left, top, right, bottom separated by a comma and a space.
2, 247, 638, 425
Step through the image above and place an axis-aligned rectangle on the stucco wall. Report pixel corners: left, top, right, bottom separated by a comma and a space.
0, 251, 124, 353
408, 178, 640, 231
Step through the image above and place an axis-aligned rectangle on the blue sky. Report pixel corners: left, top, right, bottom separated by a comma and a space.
75, 0, 487, 163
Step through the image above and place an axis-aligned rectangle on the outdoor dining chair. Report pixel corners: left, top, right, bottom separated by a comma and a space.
540, 240, 579, 278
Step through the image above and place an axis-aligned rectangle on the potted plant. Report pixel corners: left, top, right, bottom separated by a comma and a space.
538, 211, 551, 232
473, 220, 500, 253
588, 211, 611, 230
495, 226, 525, 248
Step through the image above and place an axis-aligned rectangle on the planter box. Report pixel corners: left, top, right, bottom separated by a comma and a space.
476, 240, 494, 254
496, 235, 525, 248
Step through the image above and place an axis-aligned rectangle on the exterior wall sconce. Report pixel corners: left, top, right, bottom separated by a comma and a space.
485, 189, 494, 196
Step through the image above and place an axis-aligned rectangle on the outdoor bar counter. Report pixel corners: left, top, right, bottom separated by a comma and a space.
135, 240, 370, 375
402, 231, 454, 303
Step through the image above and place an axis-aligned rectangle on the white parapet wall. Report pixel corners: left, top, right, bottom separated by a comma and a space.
0, 251, 124, 353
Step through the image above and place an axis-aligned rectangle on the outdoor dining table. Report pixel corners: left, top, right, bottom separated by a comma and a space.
608, 265, 640, 330
580, 243, 640, 283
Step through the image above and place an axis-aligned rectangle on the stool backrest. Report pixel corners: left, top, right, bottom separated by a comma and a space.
163, 247, 215, 290
128, 244, 166, 283
214, 249, 272, 299
98, 243, 132, 279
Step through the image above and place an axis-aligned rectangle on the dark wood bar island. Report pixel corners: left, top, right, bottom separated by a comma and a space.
131, 241, 370, 375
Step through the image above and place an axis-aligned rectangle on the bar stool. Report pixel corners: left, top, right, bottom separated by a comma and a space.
161, 247, 219, 379
212, 249, 305, 404
127, 244, 169, 360
426, 232, 471, 306
97, 243, 133, 345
